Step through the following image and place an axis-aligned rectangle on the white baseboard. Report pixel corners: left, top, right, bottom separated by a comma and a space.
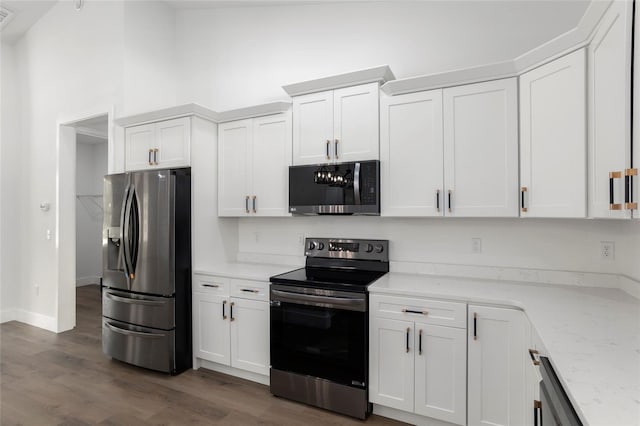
195, 358, 269, 386
9, 309, 58, 332
619, 275, 640, 300
0, 308, 17, 323
76, 275, 101, 287
372, 405, 456, 426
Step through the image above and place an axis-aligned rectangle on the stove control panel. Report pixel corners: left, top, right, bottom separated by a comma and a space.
305, 238, 389, 261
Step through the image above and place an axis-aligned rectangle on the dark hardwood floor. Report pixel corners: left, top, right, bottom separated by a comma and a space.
1, 285, 406, 425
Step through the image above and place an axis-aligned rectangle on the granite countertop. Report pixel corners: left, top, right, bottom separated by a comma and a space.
194, 262, 299, 282
369, 273, 640, 426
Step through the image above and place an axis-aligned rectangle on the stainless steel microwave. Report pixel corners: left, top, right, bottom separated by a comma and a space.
289, 160, 380, 215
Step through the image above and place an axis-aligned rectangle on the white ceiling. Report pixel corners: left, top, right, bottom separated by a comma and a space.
0, 0, 56, 44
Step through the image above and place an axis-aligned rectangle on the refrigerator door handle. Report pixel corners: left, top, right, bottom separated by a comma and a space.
120, 184, 132, 280
129, 186, 140, 276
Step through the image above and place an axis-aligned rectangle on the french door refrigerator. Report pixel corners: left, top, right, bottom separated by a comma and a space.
102, 168, 191, 374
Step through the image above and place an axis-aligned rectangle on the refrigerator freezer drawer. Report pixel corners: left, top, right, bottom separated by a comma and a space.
102, 289, 175, 330
102, 318, 175, 373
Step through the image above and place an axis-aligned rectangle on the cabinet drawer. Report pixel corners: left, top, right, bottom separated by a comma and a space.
370, 294, 466, 328
193, 274, 230, 295
230, 279, 269, 301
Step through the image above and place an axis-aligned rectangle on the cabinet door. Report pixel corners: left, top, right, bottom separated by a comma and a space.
125, 123, 155, 171
468, 305, 527, 426
229, 298, 270, 376
380, 90, 444, 217
333, 82, 380, 162
218, 119, 251, 216
369, 317, 414, 412
588, 0, 633, 219
414, 325, 466, 425
251, 112, 292, 217
155, 117, 191, 168
292, 91, 333, 165
520, 49, 587, 218
193, 293, 230, 365
444, 79, 518, 217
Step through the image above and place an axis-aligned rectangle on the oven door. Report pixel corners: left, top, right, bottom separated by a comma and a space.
270, 284, 368, 388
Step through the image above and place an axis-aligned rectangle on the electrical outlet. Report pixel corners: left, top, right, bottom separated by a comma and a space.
601, 241, 615, 260
253, 232, 260, 243
471, 238, 482, 254
297, 234, 305, 245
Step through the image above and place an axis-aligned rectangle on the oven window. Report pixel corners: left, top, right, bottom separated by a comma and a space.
271, 302, 367, 387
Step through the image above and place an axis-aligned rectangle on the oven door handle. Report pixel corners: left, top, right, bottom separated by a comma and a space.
271, 289, 365, 311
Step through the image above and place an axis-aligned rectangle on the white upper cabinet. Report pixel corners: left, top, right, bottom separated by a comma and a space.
443, 78, 519, 217
125, 117, 191, 171
381, 90, 444, 217
292, 82, 380, 165
218, 112, 292, 217
588, 0, 635, 219
519, 49, 587, 218
381, 78, 518, 217
218, 119, 252, 217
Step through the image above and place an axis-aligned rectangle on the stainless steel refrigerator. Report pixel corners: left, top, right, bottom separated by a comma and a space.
102, 168, 191, 374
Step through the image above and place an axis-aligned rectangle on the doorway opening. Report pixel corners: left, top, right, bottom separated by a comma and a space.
57, 110, 112, 332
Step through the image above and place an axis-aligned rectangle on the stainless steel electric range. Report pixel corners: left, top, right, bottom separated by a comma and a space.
269, 237, 389, 419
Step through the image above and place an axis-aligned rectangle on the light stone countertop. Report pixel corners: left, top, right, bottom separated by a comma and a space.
369, 273, 640, 426
194, 262, 300, 282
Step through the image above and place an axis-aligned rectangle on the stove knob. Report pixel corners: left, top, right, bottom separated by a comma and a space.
317, 242, 325, 250
365, 244, 374, 253
374, 244, 384, 254
307, 241, 316, 250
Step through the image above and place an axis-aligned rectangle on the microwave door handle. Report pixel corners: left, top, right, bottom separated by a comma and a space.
354, 162, 361, 205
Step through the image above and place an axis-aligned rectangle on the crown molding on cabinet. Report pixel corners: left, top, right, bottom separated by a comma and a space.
115, 103, 220, 127
216, 101, 292, 123
381, 0, 613, 96
282, 64, 395, 97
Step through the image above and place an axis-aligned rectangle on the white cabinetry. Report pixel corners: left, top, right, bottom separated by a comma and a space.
370, 294, 467, 425
443, 78, 519, 217
292, 82, 379, 165
218, 112, 292, 217
192, 274, 270, 377
588, 0, 636, 218
125, 117, 190, 171
381, 78, 518, 217
519, 49, 587, 218
468, 305, 527, 426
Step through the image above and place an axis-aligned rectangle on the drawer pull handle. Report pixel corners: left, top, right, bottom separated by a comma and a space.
202, 283, 220, 288
222, 300, 227, 320
240, 288, 259, 293
528, 348, 540, 366
230, 302, 235, 321
418, 329, 423, 355
402, 308, 428, 316
521, 186, 528, 213
610, 171, 623, 210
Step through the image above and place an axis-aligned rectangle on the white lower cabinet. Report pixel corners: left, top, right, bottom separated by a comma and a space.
467, 305, 527, 426
370, 294, 467, 425
193, 274, 270, 377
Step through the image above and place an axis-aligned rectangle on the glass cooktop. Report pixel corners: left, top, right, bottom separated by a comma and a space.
269, 267, 387, 293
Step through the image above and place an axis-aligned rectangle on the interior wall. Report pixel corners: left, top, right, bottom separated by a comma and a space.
175, 1, 589, 110
237, 217, 640, 281
75, 141, 107, 286
7, 0, 178, 328
0, 41, 24, 320
174, 1, 640, 283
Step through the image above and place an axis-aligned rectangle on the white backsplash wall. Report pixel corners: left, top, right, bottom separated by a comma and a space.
238, 217, 640, 283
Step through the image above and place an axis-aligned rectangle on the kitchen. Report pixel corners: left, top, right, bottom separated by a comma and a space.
1, 0, 639, 425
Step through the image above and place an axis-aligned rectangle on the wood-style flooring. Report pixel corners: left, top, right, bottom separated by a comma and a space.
0, 285, 406, 425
